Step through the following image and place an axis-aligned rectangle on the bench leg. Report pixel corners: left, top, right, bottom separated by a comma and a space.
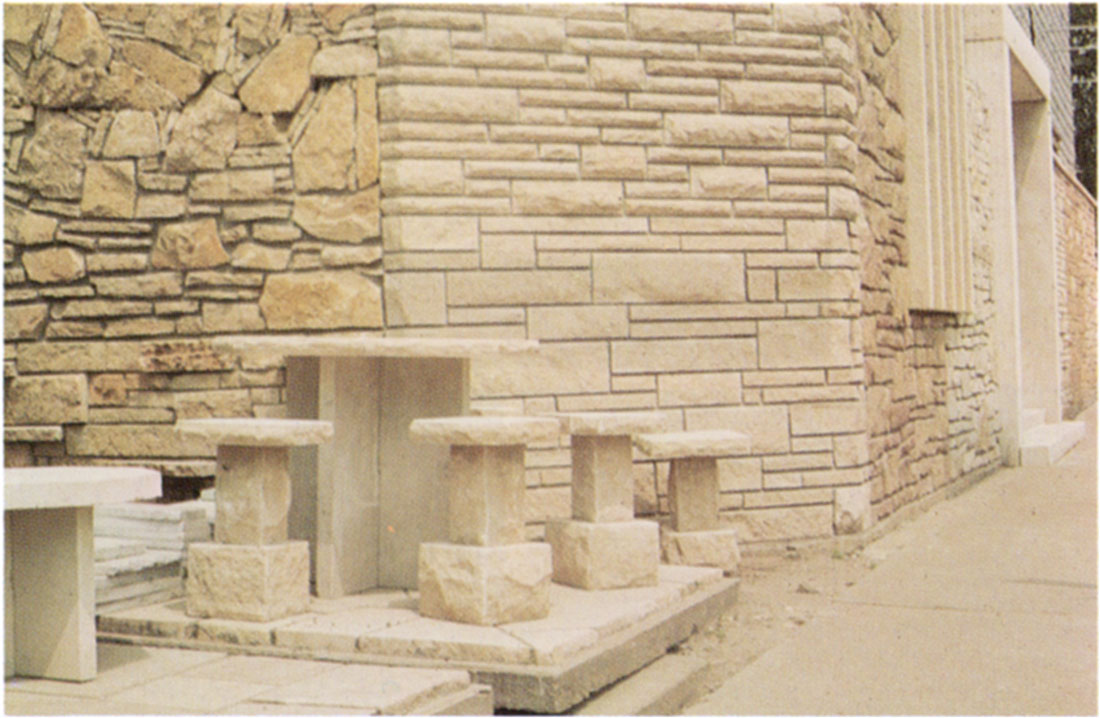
6, 507, 96, 681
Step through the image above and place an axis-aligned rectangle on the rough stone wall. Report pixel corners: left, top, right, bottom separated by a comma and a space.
4, 5, 381, 497
1054, 161, 1098, 419
1010, 5, 1075, 169
377, 4, 871, 543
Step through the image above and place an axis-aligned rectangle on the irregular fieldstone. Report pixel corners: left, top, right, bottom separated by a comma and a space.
355, 77, 378, 188
5, 304, 49, 340
7, 208, 59, 245
98, 59, 180, 110
150, 218, 230, 269
23, 247, 86, 283
144, 5, 223, 72
102, 110, 160, 157
231, 243, 291, 270
292, 82, 354, 192
80, 160, 137, 218
236, 113, 284, 146
259, 271, 383, 329
24, 56, 105, 107
314, 5, 360, 32
238, 35, 317, 114
49, 4, 112, 68
121, 40, 204, 104
5, 4, 48, 48
291, 187, 379, 242
164, 87, 241, 172
19, 111, 86, 199
5, 374, 89, 425
232, 5, 285, 56
310, 44, 377, 77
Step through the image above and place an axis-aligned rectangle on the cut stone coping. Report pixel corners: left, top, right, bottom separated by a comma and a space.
174, 418, 334, 447
209, 333, 539, 359
634, 430, 751, 460
5, 425, 64, 443
551, 411, 667, 436
5, 466, 161, 510
410, 416, 560, 446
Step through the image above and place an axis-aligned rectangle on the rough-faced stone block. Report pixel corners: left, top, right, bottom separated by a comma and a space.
80, 160, 136, 218
691, 166, 767, 199
570, 434, 634, 523
163, 87, 240, 172
668, 457, 719, 532
292, 188, 379, 242
5, 374, 88, 425
22, 247, 86, 283
259, 271, 383, 330
381, 159, 464, 196
666, 113, 787, 148
514, 180, 622, 215
546, 519, 659, 590
720, 80, 824, 115
150, 218, 229, 270
486, 14, 565, 51
661, 528, 740, 575
590, 57, 646, 90
384, 272, 447, 326
383, 215, 478, 252
102, 110, 160, 158
186, 541, 310, 622
777, 268, 859, 300
628, 6, 733, 43
213, 445, 290, 545
380, 86, 519, 123
293, 82, 355, 192
239, 35, 317, 113
471, 341, 610, 397
418, 542, 551, 625
593, 252, 746, 303
758, 319, 853, 369
580, 145, 646, 180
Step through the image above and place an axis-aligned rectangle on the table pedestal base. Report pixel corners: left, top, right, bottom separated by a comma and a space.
546, 519, 659, 590
186, 541, 310, 622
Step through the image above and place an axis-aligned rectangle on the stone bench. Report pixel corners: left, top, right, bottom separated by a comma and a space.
545, 411, 667, 590
5, 466, 161, 681
410, 415, 560, 625
634, 430, 750, 575
175, 418, 333, 622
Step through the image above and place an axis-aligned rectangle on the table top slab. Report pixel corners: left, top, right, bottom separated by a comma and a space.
175, 419, 334, 447
634, 430, 751, 460
410, 416, 560, 446
211, 334, 538, 359
552, 411, 667, 436
6, 466, 162, 510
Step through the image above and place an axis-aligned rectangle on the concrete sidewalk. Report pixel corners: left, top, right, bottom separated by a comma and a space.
686, 405, 1098, 715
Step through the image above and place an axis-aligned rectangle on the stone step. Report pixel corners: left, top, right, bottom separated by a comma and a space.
1021, 408, 1046, 433
95, 537, 146, 562
414, 683, 494, 715
572, 654, 709, 716
1020, 421, 1087, 466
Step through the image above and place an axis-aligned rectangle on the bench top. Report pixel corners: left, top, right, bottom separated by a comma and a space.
410, 416, 560, 446
175, 418, 334, 447
211, 334, 538, 359
6, 466, 161, 510
634, 430, 751, 460
552, 411, 667, 436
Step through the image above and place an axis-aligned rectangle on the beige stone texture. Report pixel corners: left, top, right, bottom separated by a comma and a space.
790, 401, 867, 436
612, 338, 756, 374
720, 80, 824, 115
727, 504, 834, 542
686, 405, 790, 455
121, 40, 203, 103
80, 160, 136, 218
444, 444, 527, 546
383, 215, 478, 252
212, 444, 291, 545
186, 541, 310, 622
237, 114, 284, 147
635, 431, 750, 461
691, 166, 767, 199
448, 269, 590, 306
231, 243, 290, 271
758, 319, 853, 369
514, 180, 622, 215
546, 519, 659, 590
5, 304, 48, 340
311, 44, 377, 77
628, 6, 733, 43
380, 86, 519, 123
49, 4, 111, 68
5, 374, 88, 425
775, 4, 845, 34
787, 219, 850, 250
142, 5, 221, 71
136, 193, 187, 219
472, 341, 610, 397
293, 82, 355, 192
593, 252, 745, 303
151, 218, 230, 270
657, 372, 742, 407
239, 35, 318, 113
590, 57, 646, 90
580, 145, 646, 180
834, 483, 873, 535
258, 271, 383, 330
528, 306, 628, 340
668, 456, 720, 531
486, 14, 565, 51
202, 303, 265, 333
555, 411, 667, 437
18, 111, 86, 199
5, 4, 47, 48
232, 4, 284, 55
777, 268, 859, 300
102, 110, 160, 158
355, 76, 379, 189
418, 542, 551, 625
190, 169, 276, 201
22, 247, 85, 283
292, 187, 380, 242
566, 433, 636, 523
176, 418, 333, 448
382, 159, 464, 196
378, 27, 451, 66
164, 88, 241, 172
666, 113, 787, 148
411, 416, 559, 448
661, 528, 740, 574
7, 209, 58, 246
384, 272, 446, 326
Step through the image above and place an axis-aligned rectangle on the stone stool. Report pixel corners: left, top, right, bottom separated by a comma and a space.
175, 418, 333, 622
634, 430, 750, 575
410, 415, 560, 626
545, 411, 666, 590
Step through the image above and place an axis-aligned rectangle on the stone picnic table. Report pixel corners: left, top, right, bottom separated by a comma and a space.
210, 333, 538, 598
5, 466, 161, 682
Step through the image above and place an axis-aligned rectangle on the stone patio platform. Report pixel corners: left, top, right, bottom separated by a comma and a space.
97, 565, 737, 713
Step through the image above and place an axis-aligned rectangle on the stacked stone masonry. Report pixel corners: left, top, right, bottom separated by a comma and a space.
4, 4, 1092, 548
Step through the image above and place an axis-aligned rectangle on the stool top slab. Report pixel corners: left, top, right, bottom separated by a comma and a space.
175, 418, 334, 447
634, 430, 750, 459
410, 416, 560, 446
552, 411, 667, 436
211, 334, 538, 359
6, 466, 161, 510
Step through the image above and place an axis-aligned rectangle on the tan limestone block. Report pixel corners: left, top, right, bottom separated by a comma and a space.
657, 372, 742, 407
201, 303, 265, 333
237, 114, 284, 147
239, 35, 317, 114
786, 219, 850, 251
447, 269, 590, 305
685, 405, 790, 455
164, 87, 241, 172
628, 6, 733, 43
377, 27, 451, 66
209, 444, 290, 545
554, 411, 666, 437
23, 247, 85, 283
379, 86, 519, 123
313, 5, 360, 33
589, 57, 646, 90
231, 4, 284, 56
49, 4, 111, 68
568, 433, 635, 523
143, 5, 222, 72
834, 483, 872, 535
546, 519, 659, 590
527, 305, 628, 340
384, 272, 446, 326
383, 215, 477, 252
775, 4, 844, 34
777, 268, 859, 300
758, 318, 853, 369
444, 444, 526, 546
293, 82, 355, 192
7, 209, 58, 246
258, 271, 383, 329
4, 426, 64, 443
486, 14, 565, 51
120, 40, 203, 103
135, 194, 186, 219
231, 243, 290, 271
5, 304, 48, 340
381, 159, 464, 196
471, 341, 610, 397
691, 166, 767, 199
321, 245, 382, 267
186, 541, 310, 622
789, 401, 867, 436
5, 374, 88, 425
418, 542, 551, 625
5, 4, 47, 47
665, 113, 787, 148
101, 110, 159, 158
514, 180, 622, 215
580, 145, 646, 180
175, 418, 333, 447
355, 76, 378, 188
80, 160, 136, 218
151, 218, 230, 270
17, 112, 86, 200
311, 44, 376, 77
720, 80, 824, 115
410, 416, 559, 447
292, 187, 380, 242
668, 457, 720, 532
635, 431, 750, 461
190, 168, 276, 201
593, 252, 746, 303
661, 528, 740, 575
611, 338, 756, 374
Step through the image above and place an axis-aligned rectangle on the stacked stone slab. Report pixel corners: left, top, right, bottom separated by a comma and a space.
410, 415, 559, 625
175, 418, 332, 622
634, 430, 750, 575
545, 412, 665, 589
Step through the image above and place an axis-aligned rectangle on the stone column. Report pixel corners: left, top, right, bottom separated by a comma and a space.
410, 415, 559, 625
634, 430, 750, 575
175, 418, 333, 622
545, 412, 666, 590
